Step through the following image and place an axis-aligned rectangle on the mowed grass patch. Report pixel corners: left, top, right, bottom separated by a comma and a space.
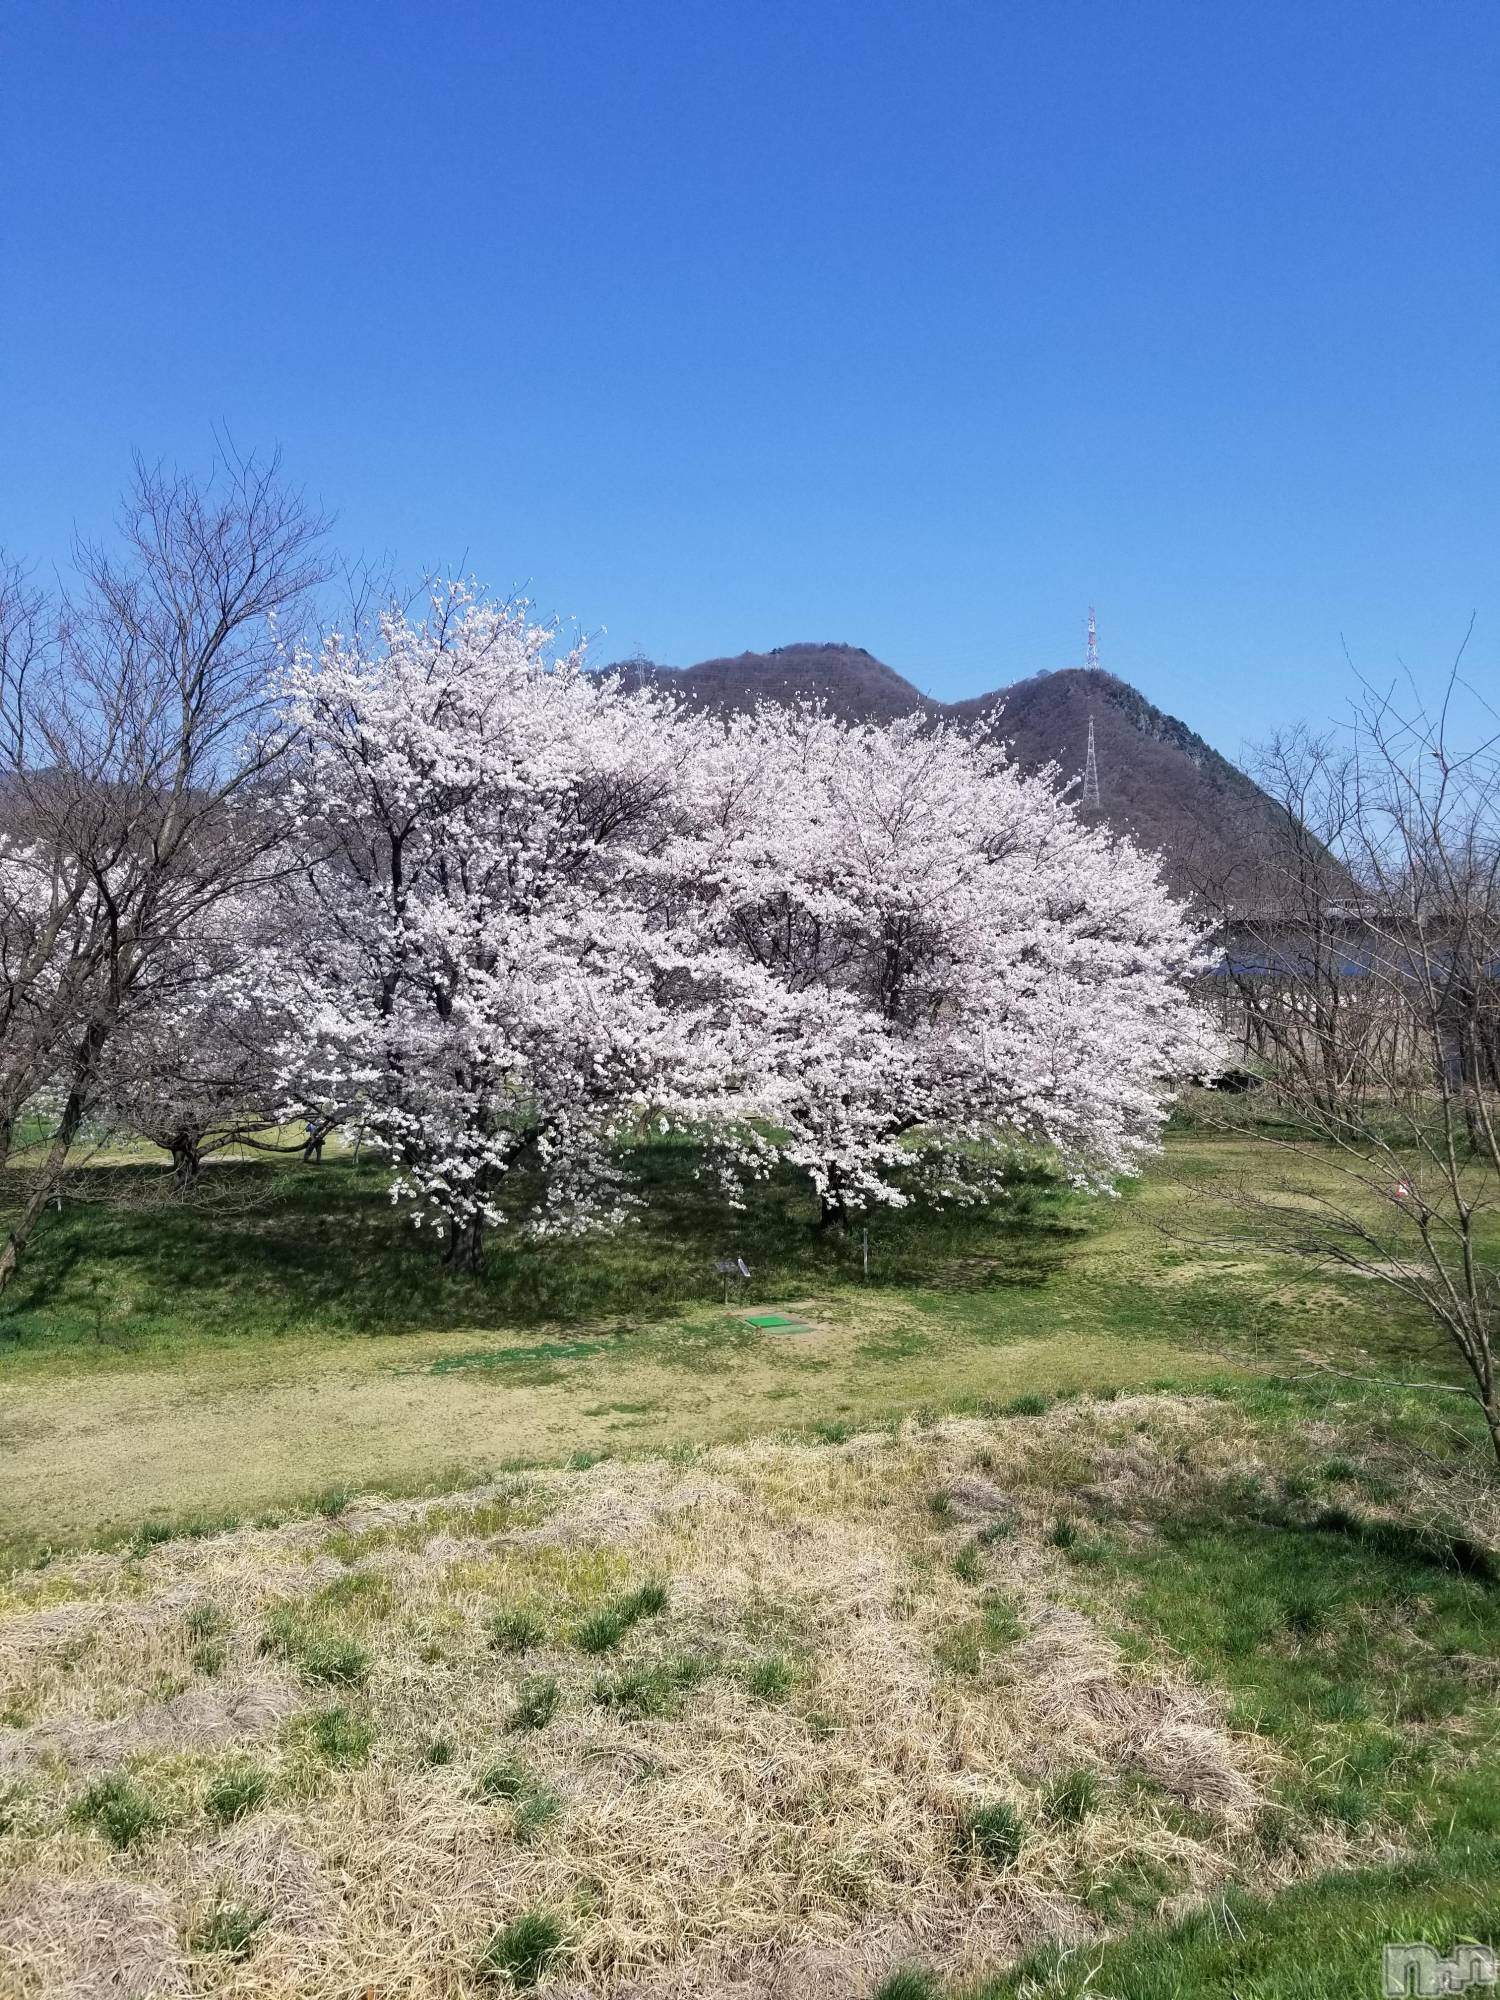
0, 1135, 1459, 1565
1, 1396, 1495, 1997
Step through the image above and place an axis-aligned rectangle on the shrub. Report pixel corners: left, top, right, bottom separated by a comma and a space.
1043, 1767, 1100, 1826
509, 1675, 560, 1732
490, 1607, 544, 1655
193, 1901, 265, 1961
70, 1773, 165, 1849
959, 1798, 1025, 1869
477, 1909, 565, 1987
205, 1762, 269, 1826
304, 1704, 375, 1766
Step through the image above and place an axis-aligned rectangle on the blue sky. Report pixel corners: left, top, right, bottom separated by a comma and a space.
2, 0, 1495, 759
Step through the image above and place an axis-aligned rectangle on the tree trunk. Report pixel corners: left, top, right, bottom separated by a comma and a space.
444, 1212, 487, 1275
818, 1172, 849, 1231
0, 1020, 108, 1296
168, 1129, 202, 1185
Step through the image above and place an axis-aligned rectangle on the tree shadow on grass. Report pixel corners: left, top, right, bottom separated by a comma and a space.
0, 1146, 1096, 1358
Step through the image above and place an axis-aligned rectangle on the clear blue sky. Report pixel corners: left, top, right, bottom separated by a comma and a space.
3, 0, 1495, 759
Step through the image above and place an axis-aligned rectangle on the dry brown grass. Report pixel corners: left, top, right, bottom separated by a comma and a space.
0, 1317, 1235, 1560
0, 1397, 1408, 1998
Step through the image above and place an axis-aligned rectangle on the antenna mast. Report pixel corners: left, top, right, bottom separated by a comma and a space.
1080, 606, 1102, 809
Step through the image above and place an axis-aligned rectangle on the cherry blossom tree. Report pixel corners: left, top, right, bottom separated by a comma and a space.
267, 588, 774, 1268
675, 706, 1218, 1223
265, 593, 1214, 1264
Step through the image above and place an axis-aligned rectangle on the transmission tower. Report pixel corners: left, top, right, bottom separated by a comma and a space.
1079, 606, 1103, 808
1081, 710, 1101, 810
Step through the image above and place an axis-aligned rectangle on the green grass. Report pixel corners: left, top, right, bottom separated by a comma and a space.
476, 1908, 566, 1987
258, 1606, 372, 1688
298, 1704, 375, 1767
204, 1760, 270, 1825
970, 1841, 1500, 1999
508, 1675, 561, 1732
5, 1130, 1499, 1991
1074, 1483, 1500, 1843
0, 1137, 1458, 1383
876, 1973, 940, 2000
742, 1652, 797, 1701
489, 1606, 545, 1654
1040, 1768, 1100, 1827
573, 1579, 668, 1654
958, 1799, 1025, 1869
192, 1900, 266, 1961
591, 1652, 712, 1718
6, 1132, 1488, 1571
69, 1772, 166, 1849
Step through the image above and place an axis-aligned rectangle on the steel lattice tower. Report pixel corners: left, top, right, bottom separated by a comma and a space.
1081, 711, 1101, 809
1080, 606, 1102, 808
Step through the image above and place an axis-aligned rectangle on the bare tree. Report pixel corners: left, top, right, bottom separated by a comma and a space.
1193, 661, 1500, 1470
0, 450, 331, 1291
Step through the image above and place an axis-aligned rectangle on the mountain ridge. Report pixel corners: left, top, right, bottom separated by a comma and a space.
608, 641, 1274, 897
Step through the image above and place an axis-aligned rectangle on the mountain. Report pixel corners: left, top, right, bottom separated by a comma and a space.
613, 642, 940, 726
612, 640, 1304, 900
609, 642, 1282, 900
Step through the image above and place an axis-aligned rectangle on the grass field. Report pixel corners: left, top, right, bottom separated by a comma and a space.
0, 1133, 1477, 1566
0, 1131, 1496, 1995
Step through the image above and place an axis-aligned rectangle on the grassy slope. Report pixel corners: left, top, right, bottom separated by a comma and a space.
0, 1135, 1465, 1562
1, 1134, 1497, 1994
1, 1396, 1495, 1998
